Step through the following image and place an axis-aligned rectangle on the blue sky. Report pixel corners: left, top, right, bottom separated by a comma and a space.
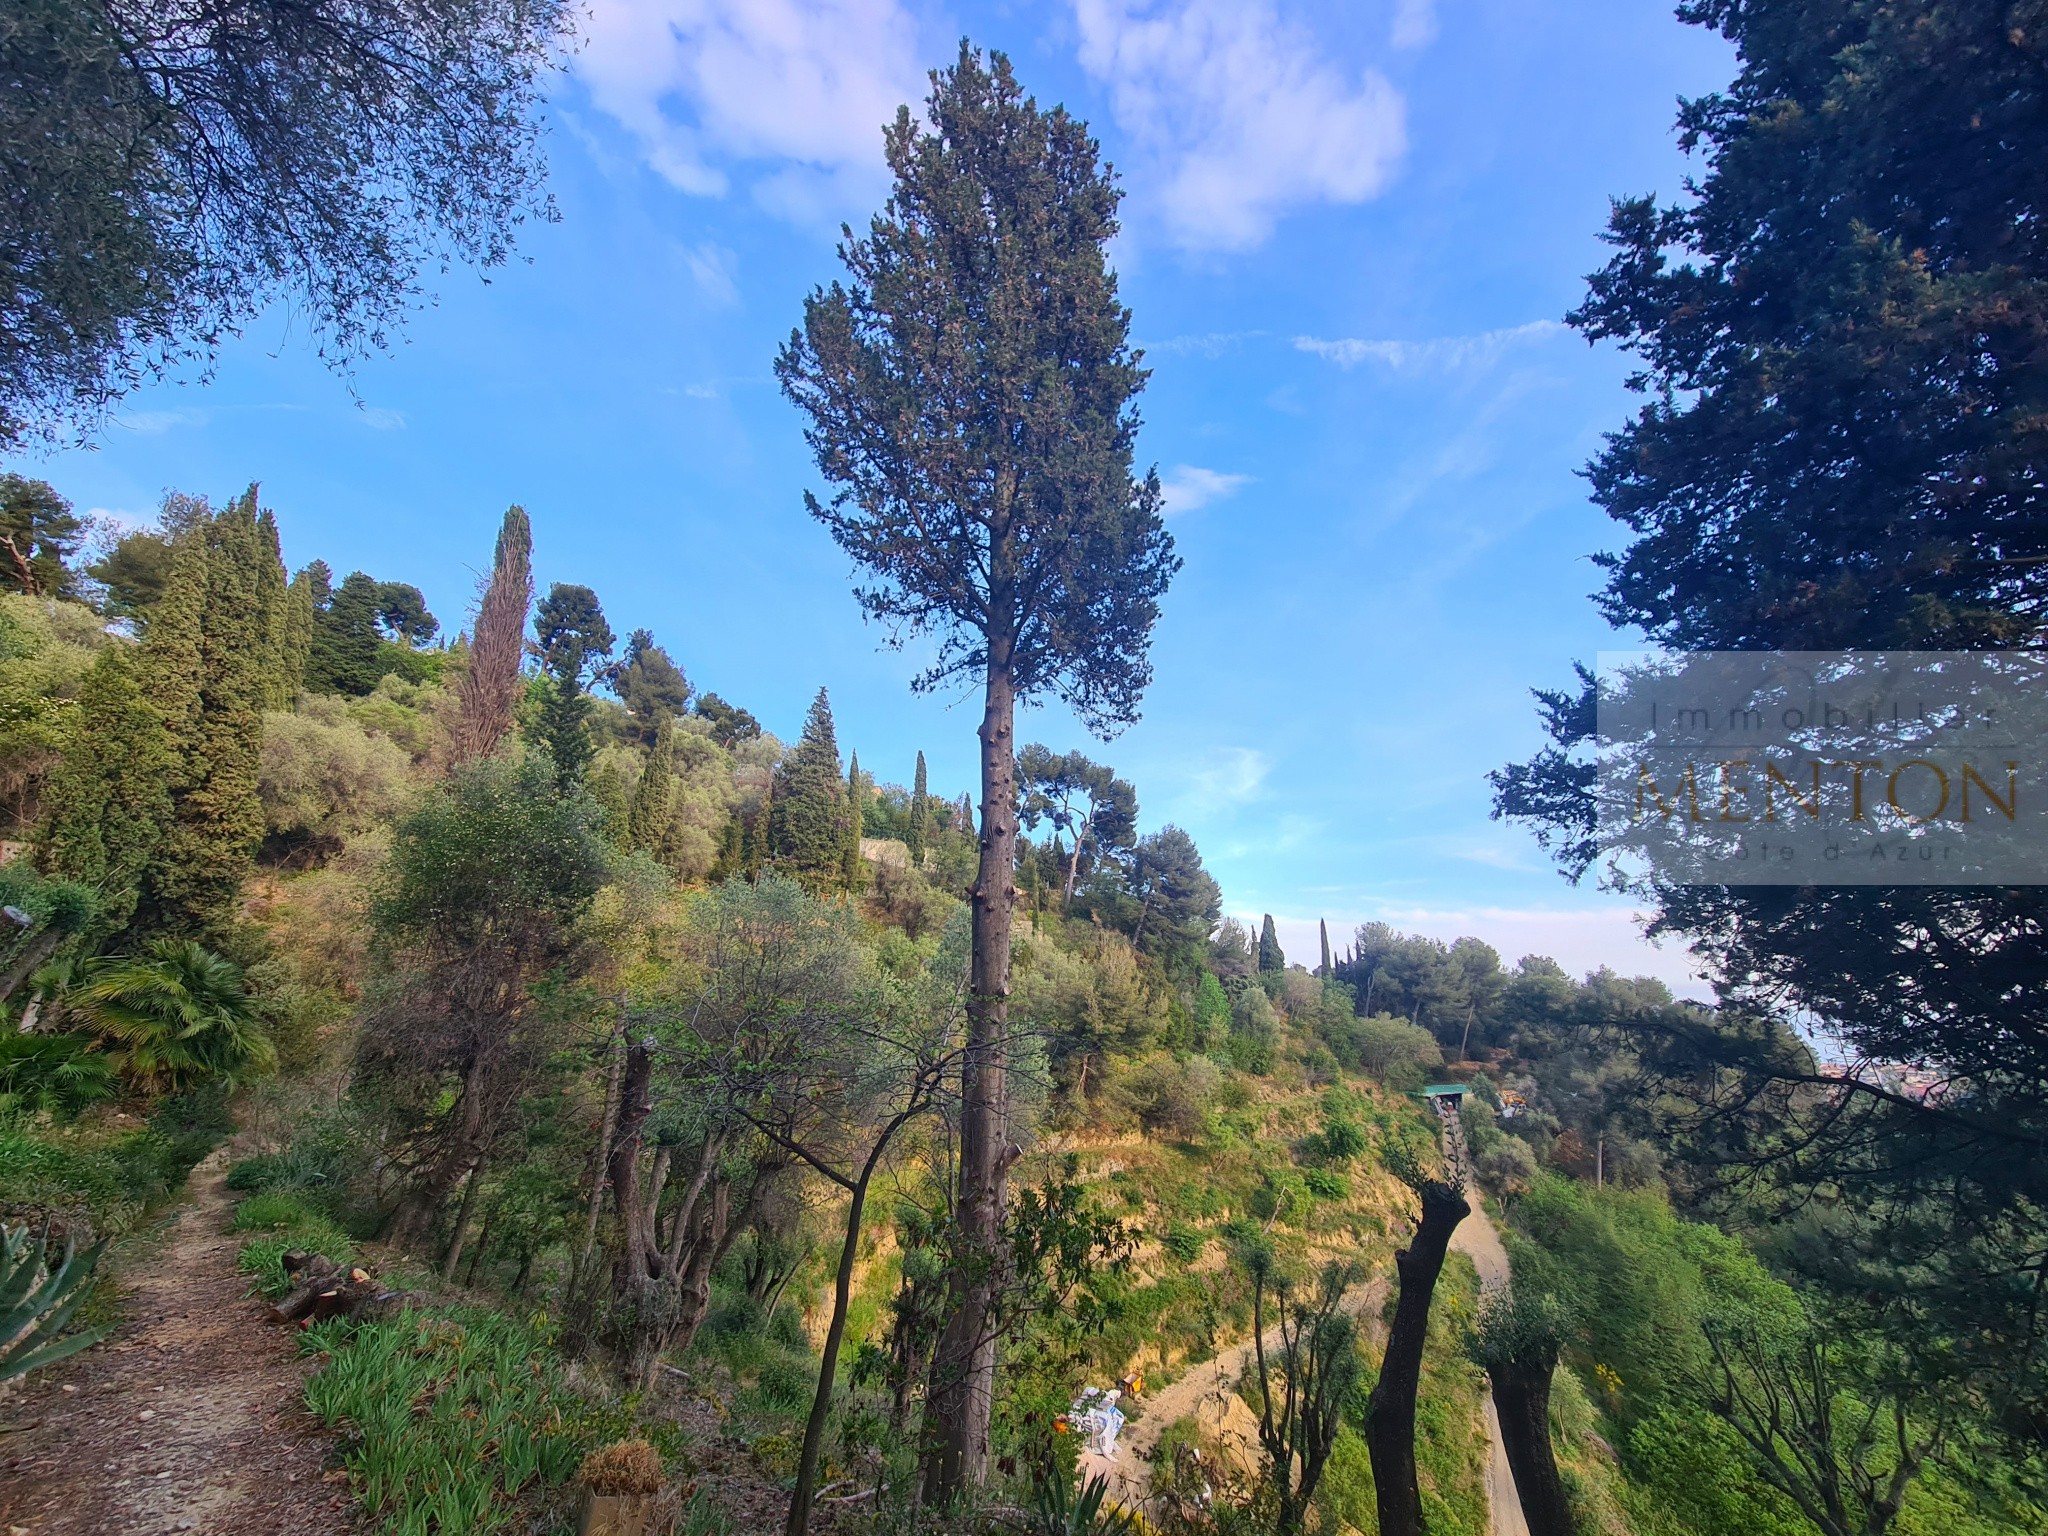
17, 0, 1734, 991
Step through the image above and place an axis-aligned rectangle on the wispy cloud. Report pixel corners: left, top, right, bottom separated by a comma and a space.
1174, 746, 1273, 814
576, 0, 923, 215
1391, 0, 1438, 50
679, 241, 740, 306
116, 409, 207, 434
1295, 320, 1565, 371
1137, 330, 1268, 358
358, 406, 406, 431
1072, 1, 1406, 251
1159, 465, 1251, 515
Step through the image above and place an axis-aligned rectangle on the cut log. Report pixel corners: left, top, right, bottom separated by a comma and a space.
266, 1254, 421, 1326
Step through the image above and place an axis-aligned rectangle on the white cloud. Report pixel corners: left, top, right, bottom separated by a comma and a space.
1391, 0, 1437, 50
1159, 464, 1251, 515
1072, 0, 1406, 251
1294, 319, 1565, 371
576, 0, 923, 209
679, 241, 740, 306
1175, 747, 1273, 814
358, 406, 406, 430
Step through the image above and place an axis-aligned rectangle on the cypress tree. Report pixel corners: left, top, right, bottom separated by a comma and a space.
1258, 914, 1284, 973
1319, 919, 1332, 978
843, 750, 865, 888
35, 647, 173, 943
770, 688, 848, 890
137, 493, 269, 940
254, 506, 291, 707
280, 565, 317, 701
629, 717, 676, 857
908, 750, 930, 863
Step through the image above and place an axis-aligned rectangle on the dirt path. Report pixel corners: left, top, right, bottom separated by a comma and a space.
1081, 1276, 1388, 1510
1451, 1205, 1530, 1536
0, 1152, 351, 1536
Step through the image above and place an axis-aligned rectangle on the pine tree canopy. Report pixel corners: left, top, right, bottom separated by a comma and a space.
0, 474, 84, 598
775, 42, 1177, 735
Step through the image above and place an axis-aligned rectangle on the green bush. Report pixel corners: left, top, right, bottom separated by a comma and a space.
1160, 1223, 1205, 1263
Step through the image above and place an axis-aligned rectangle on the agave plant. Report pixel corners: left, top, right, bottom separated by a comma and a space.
72, 939, 275, 1091
1029, 1471, 1143, 1536
1, 1223, 110, 1383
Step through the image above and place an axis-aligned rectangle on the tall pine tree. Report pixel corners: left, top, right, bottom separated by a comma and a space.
770, 688, 848, 890
777, 44, 1177, 1501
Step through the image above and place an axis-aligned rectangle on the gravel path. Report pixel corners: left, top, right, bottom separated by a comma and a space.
0, 1152, 351, 1536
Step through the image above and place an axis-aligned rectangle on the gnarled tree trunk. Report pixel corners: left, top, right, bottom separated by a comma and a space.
1365, 1180, 1470, 1536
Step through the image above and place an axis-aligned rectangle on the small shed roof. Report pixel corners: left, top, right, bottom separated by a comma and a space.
1417, 1083, 1471, 1099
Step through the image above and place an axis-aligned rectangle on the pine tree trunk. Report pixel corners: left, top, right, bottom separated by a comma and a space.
1365, 1181, 1470, 1536
921, 656, 1017, 1505
1490, 1351, 1574, 1536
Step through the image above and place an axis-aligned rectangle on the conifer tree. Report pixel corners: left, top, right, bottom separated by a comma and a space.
35, 647, 173, 943
279, 564, 316, 703
843, 750, 865, 888
770, 689, 849, 890
448, 506, 533, 767
1319, 920, 1332, 978
628, 716, 675, 858
1259, 914, 1284, 973
254, 507, 291, 707
778, 44, 1177, 1497
908, 750, 930, 863
530, 582, 615, 791
136, 491, 273, 940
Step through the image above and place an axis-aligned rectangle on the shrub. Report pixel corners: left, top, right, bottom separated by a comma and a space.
1302, 1168, 1348, 1201
1160, 1223, 1205, 1263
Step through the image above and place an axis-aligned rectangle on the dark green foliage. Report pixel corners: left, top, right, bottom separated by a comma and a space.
1258, 915, 1284, 973
0, 1034, 115, 1117
370, 755, 610, 953
692, 691, 762, 748
0, 474, 84, 597
908, 750, 931, 862
1126, 827, 1222, 962
626, 716, 675, 855
614, 628, 690, 742
1020, 745, 1138, 903
306, 567, 438, 696
770, 687, 850, 889
1491, 0, 2048, 1434
777, 42, 1176, 731
0, 0, 569, 443
139, 491, 276, 940
34, 646, 173, 943
84, 493, 210, 623
530, 582, 615, 790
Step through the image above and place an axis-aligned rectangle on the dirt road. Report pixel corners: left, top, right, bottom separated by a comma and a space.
0, 1152, 350, 1535
1451, 1205, 1531, 1536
